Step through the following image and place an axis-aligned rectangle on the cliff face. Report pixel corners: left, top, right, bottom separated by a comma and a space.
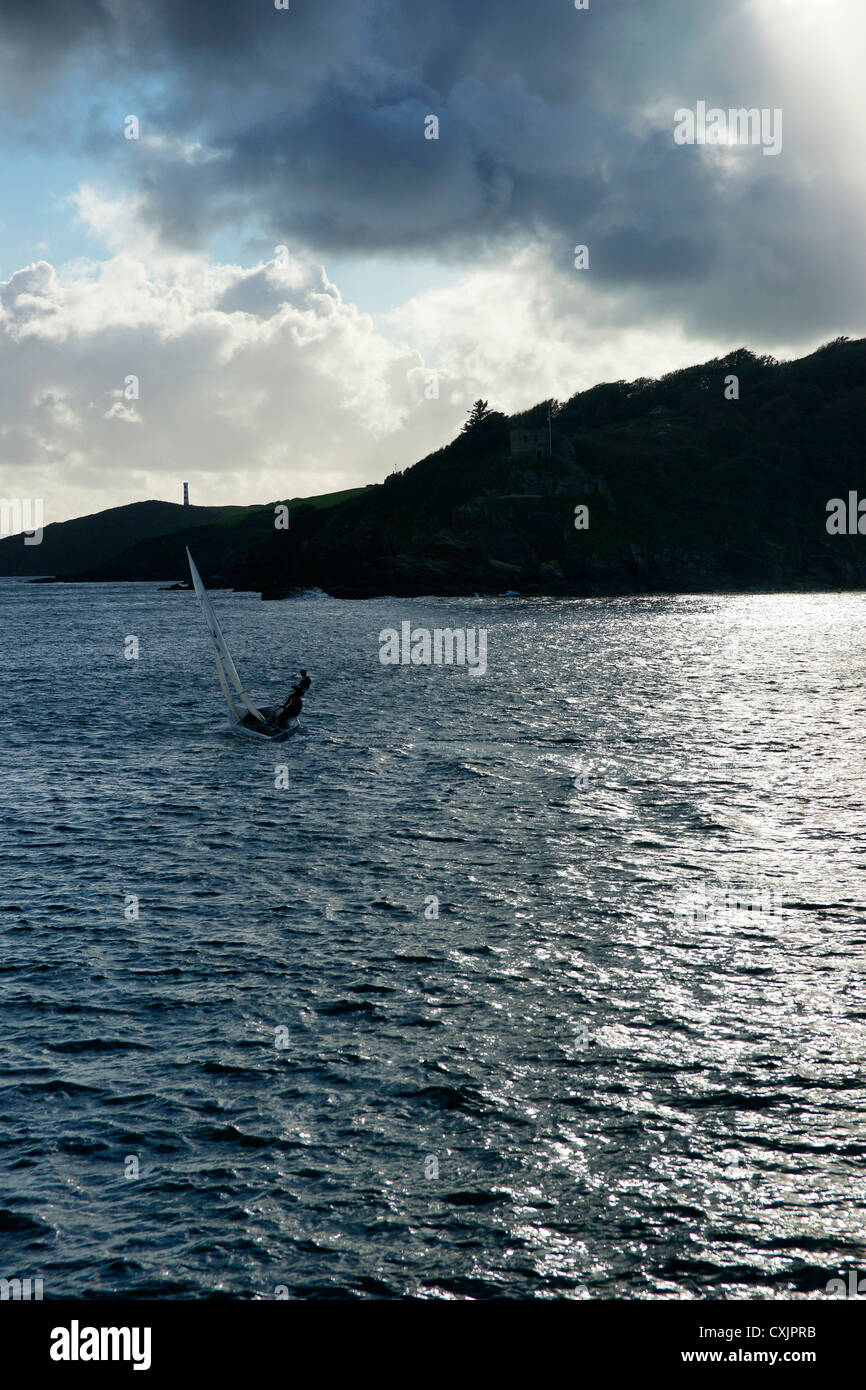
240, 497, 866, 600
37, 338, 866, 596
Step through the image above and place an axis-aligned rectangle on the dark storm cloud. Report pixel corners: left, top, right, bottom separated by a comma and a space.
108, 0, 734, 268
1, 0, 862, 341
0, 0, 108, 54
0, 0, 110, 92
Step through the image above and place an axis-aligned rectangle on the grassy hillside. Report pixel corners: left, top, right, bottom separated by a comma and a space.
0, 500, 250, 577
61, 488, 370, 584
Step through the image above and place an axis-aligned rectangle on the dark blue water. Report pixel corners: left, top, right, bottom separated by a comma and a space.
1, 580, 865, 1298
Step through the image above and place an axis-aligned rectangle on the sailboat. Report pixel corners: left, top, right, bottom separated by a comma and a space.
186, 548, 299, 741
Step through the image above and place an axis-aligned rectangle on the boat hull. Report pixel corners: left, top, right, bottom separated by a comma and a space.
230, 708, 299, 741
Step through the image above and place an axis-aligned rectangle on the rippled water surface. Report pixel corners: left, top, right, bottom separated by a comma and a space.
1, 580, 865, 1299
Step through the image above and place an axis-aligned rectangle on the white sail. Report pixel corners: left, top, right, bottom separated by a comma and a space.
187, 549, 266, 724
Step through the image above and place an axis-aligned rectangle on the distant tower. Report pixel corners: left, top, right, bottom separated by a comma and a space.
183, 482, 189, 507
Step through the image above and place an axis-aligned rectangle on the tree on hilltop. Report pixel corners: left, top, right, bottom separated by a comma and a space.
462, 399, 491, 431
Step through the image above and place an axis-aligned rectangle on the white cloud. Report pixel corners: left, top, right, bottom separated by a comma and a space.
0, 247, 426, 521
0, 189, 841, 527
387, 244, 735, 410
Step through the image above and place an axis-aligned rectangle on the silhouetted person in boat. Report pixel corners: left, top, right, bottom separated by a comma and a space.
280, 692, 302, 721
274, 670, 310, 729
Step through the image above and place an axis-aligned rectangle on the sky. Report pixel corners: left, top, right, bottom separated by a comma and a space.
0, 0, 864, 524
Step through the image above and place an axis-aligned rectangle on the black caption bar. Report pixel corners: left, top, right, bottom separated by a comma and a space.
4, 1296, 859, 1378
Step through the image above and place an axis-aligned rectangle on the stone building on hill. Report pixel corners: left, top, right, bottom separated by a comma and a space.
509, 426, 575, 464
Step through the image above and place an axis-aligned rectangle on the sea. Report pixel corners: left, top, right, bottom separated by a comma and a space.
1, 579, 865, 1299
